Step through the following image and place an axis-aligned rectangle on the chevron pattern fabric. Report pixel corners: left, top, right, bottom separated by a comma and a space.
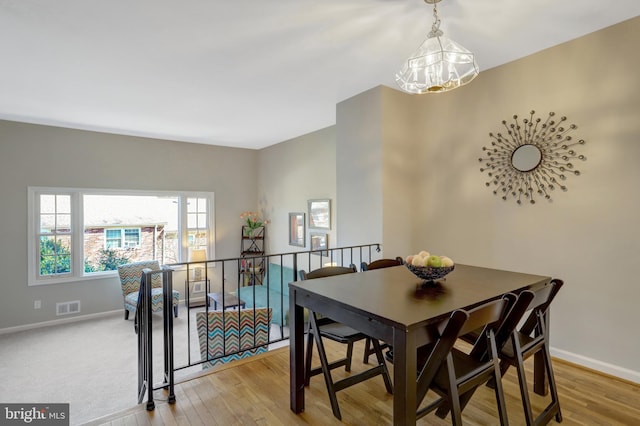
117, 260, 179, 316
123, 289, 180, 312
196, 307, 272, 368
118, 260, 162, 294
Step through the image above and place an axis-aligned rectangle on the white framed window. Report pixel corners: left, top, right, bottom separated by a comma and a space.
33, 192, 74, 279
28, 187, 215, 286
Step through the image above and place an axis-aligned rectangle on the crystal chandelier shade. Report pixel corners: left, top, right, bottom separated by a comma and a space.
396, 0, 479, 94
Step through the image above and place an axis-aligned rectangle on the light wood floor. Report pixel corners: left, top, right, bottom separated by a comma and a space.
90, 340, 639, 425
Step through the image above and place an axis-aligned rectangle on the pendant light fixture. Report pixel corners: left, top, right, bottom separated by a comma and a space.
396, 0, 479, 94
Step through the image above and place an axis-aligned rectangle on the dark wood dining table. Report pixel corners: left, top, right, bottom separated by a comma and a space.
289, 263, 551, 425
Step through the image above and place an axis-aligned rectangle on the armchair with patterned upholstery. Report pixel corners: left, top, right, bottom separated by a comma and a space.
117, 260, 180, 320
196, 307, 272, 368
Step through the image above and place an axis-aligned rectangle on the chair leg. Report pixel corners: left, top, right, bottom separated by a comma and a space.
124, 309, 129, 320
371, 339, 393, 394
309, 312, 342, 420
512, 340, 535, 426
304, 325, 315, 387
345, 341, 354, 372
445, 354, 464, 426
543, 343, 563, 423
479, 330, 508, 426
492, 366, 510, 426
539, 314, 562, 423
363, 337, 372, 364
491, 362, 510, 425
174, 304, 178, 318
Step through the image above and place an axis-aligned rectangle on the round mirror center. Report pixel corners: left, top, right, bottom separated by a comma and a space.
512, 144, 542, 172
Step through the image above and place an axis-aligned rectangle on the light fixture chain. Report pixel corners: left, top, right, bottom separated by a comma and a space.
429, 2, 442, 38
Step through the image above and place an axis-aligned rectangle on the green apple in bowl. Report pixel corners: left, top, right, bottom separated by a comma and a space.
425, 255, 443, 268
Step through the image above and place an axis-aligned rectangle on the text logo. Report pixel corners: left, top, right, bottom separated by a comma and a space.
1, 404, 69, 425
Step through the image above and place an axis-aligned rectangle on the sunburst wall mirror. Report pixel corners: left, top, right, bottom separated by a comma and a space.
479, 110, 587, 205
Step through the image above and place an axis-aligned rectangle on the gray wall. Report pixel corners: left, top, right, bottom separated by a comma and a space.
1, 16, 638, 384
335, 87, 384, 248
335, 86, 419, 257
0, 121, 257, 329
257, 126, 337, 268
333, 17, 640, 382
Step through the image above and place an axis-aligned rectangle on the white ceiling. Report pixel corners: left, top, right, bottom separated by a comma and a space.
1, 1, 639, 149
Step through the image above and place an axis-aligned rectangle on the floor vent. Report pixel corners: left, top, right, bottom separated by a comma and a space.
56, 300, 81, 316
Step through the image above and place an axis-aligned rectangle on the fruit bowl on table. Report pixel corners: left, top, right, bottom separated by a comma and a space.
406, 264, 455, 284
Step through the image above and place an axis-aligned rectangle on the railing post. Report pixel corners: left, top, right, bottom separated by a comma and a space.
162, 266, 176, 404
136, 266, 176, 411
137, 268, 154, 410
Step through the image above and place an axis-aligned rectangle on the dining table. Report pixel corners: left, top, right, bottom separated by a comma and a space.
288, 263, 552, 425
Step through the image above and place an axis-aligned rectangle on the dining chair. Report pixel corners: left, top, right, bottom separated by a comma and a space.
360, 256, 404, 272
386, 294, 515, 425
359, 256, 404, 363
498, 278, 564, 425
441, 289, 536, 419
299, 265, 393, 420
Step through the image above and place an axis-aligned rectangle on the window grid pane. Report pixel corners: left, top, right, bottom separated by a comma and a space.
124, 228, 140, 247
188, 230, 208, 250
39, 195, 72, 235
105, 229, 122, 248
37, 193, 73, 278
186, 197, 208, 250
39, 236, 72, 276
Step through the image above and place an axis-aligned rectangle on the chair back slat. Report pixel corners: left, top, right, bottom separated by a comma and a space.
529, 284, 555, 311
361, 257, 404, 271
520, 279, 564, 336
299, 265, 357, 280
494, 291, 534, 348
458, 297, 509, 337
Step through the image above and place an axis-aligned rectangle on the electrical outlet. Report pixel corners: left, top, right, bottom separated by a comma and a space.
34, 300, 41, 309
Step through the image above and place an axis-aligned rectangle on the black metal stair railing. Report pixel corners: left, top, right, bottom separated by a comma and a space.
136, 266, 176, 411
137, 243, 383, 410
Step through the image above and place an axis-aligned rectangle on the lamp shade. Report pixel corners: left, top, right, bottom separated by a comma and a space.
189, 248, 207, 263
395, 33, 478, 94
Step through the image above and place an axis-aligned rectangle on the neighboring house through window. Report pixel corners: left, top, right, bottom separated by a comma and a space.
28, 188, 215, 285
105, 228, 141, 249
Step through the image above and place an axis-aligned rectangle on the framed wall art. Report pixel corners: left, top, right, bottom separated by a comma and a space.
310, 232, 328, 256
308, 199, 331, 230
288, 212, 305, 247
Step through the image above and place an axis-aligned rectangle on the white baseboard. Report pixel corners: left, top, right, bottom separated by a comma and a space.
551, 347, 640, 384
0, 309, 122, 335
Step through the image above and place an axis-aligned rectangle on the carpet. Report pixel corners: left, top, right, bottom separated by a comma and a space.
0, 307, 285, 425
